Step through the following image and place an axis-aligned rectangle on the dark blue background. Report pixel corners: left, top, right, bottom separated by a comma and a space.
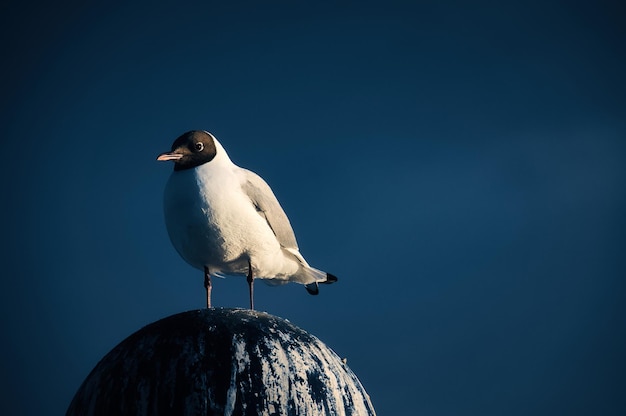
1, 1, 625, 414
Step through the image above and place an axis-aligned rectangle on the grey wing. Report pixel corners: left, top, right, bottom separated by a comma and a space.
240, 169, 299, 249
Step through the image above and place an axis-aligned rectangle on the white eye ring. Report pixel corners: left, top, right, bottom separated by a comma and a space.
195, 142, 204, 151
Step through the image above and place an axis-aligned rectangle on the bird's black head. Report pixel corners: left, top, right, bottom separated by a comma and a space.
157, 130, 218, 171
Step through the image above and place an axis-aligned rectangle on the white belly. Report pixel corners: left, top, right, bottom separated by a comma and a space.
163, 168, 298, 279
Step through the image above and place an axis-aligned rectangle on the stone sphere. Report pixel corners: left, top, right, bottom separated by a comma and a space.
67, 308, 376, 415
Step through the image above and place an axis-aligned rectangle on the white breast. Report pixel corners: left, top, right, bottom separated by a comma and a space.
163, 162, 294, 278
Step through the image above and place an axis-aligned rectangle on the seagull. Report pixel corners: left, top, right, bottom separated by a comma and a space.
157, 130, 337, 309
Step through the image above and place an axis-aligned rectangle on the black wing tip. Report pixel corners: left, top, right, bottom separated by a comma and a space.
305, 283, 319, 295
323, 273, 338, 284
305, 273, 337, 295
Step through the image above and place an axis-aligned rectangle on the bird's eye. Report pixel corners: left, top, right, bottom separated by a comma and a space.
195, 142, 204, 152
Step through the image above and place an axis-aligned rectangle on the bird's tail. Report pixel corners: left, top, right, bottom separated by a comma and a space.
282, 247, 338, 295
304, 270, 338, 295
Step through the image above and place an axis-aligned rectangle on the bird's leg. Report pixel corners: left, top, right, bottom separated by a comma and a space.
247, 260, 254, 310
203, 266, 212, 309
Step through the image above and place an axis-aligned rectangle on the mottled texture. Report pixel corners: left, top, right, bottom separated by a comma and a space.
66, 308, 376, 416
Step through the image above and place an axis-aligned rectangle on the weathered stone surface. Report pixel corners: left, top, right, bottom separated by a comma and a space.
67, 308, 376, 415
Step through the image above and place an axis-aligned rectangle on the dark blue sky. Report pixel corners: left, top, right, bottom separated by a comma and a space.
1, 1, 625, 414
